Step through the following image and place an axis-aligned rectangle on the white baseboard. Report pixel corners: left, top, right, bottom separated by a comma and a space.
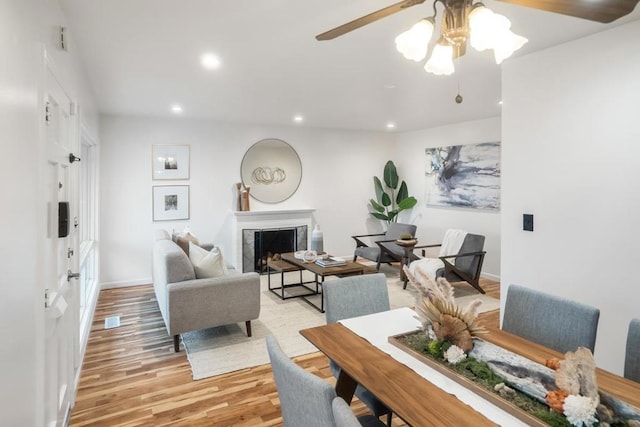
481, 272, 500, 281
101, 278, 152, 289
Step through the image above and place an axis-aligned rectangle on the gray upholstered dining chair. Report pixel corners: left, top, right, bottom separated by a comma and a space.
624, 318, 640, 382
266, 335, 385, 427
502, 284, 600, 354
333, 397, 385, 427
323, 273, 393, 427
352, 223, 417, 271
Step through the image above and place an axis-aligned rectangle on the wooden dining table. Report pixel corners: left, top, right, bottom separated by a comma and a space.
300, 309, 640, 426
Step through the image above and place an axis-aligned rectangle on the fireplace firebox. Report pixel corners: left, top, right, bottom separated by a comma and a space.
242, 226, 307, 273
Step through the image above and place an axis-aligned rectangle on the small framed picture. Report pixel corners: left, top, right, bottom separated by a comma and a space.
152, 145, 190, 180
153, 185, 190, 221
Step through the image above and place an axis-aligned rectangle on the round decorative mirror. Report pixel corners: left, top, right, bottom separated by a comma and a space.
240, 138, 302, 204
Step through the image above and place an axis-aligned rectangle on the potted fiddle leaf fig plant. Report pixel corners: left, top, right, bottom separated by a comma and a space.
370, 160, 417, 224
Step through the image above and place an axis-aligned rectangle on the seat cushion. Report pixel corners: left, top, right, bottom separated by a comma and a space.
354, 246, 381, 261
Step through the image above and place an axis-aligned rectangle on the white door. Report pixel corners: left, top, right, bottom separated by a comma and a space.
43, 68, 80, 427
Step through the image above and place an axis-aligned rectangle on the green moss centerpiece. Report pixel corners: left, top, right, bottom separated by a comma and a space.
400, 265, 640, 427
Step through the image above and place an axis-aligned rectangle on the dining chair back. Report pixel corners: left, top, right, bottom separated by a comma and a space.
332, 397, 386, 427
324, 273, 390, 324
502, 284, 600, 354
266, 335, 336, 427
323, 273, 392, 426
625, 318, 640, 382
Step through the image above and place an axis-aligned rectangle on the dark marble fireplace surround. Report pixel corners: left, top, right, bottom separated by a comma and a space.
242, 225, 308, 273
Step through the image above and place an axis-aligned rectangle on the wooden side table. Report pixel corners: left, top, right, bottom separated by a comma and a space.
395, 239, 417, 289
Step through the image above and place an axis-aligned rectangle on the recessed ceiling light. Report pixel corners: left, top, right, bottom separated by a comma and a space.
171, 105, 183, 113
293, 115, 304, 123
386, 122, 396, 130
384, 83, 397, 89
498, 100, 503, 106
200, 53, 221, 70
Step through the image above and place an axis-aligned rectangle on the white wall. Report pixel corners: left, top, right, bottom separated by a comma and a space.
0, 0, 99, 424
395, 117, 502, 277
501, 20, 640, 373
99, 115, 394, 286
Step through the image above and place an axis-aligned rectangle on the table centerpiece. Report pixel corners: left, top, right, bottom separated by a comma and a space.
389, 264, 640, 427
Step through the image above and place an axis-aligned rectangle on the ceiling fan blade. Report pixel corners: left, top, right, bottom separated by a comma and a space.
497, 0, 640, 23
316, 0, 427, 41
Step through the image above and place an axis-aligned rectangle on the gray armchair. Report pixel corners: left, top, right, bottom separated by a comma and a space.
323, 274, 393, 426
266, 335, 385, 427
352, 223, 417, 271
625, 318, 640, 382
409, 230, 486, 293
502, 284, 600, 354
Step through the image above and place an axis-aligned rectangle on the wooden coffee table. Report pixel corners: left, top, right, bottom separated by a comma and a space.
279, 252, 375, 312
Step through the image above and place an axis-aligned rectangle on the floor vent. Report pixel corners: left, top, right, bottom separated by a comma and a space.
104, 316, 121, 329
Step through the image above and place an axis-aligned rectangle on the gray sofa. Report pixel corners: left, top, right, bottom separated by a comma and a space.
152, 230, 261, 351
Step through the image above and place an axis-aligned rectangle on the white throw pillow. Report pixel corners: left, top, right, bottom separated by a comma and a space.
189, 242, 229, 278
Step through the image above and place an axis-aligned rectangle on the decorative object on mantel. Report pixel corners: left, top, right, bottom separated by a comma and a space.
240, 138, 302, 204
310, 224, 324, 254
235, 182, 243, 211
399, 265, 640, 426
370, 160, 417, 224
241, 185, 251, 211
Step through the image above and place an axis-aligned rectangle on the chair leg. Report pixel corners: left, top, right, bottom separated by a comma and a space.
173, 335, 180, 352
386, 412, 393, 427
245, 320, 252, 337
353, 254, 358, 262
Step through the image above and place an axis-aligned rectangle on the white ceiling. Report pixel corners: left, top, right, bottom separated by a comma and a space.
58, 0, 639, 132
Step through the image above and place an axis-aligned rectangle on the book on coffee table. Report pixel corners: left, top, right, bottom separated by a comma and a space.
315, 256, 346, 267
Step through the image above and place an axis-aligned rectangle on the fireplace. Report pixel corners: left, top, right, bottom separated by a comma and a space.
232, 208, 315, 272
242, 225, 308, 273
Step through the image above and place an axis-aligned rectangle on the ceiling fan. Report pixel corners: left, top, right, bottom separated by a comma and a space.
316, 0, 639, 41
316, 0, 640, 76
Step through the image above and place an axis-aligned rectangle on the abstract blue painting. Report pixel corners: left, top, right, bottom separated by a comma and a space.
424, 141, 501, 210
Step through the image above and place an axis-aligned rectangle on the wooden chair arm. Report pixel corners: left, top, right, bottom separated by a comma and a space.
351, 233, 385, 248
413, 243, 442, 257
439, 250, 486, 260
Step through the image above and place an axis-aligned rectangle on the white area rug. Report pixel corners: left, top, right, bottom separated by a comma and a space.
182, 265, 499, 380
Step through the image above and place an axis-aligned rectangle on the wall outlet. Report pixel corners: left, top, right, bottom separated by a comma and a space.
523, 214, 534, 232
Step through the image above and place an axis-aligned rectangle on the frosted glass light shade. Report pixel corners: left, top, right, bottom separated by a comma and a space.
424, 42, 454, 75
493, 30, 528, 64
394, 18, 435, 62
469, 5, 527, 63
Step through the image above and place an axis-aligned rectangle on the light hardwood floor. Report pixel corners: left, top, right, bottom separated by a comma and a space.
70, 279, 500, 426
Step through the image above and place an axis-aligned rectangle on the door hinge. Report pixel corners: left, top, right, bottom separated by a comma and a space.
45, 101, 52, 125
44, 288, 50, 308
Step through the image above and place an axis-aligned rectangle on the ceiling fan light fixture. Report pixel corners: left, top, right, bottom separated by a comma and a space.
394, 18, 435, 62
424, 39, 455, 75
492, 30, 528, 64
469, 5, 528, 61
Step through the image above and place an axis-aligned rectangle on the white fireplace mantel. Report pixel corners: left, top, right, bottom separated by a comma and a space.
231, 209, 315, 270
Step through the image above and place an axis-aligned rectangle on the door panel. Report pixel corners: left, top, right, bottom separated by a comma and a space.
44, 68, 78, 427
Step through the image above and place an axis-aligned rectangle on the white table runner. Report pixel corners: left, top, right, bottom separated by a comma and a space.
339, 307, 528, 426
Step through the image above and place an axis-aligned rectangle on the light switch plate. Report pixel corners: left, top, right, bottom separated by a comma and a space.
523, 214, 534, 232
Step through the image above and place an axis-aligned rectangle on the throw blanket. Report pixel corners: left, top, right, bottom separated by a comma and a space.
409, 229, 468, 281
